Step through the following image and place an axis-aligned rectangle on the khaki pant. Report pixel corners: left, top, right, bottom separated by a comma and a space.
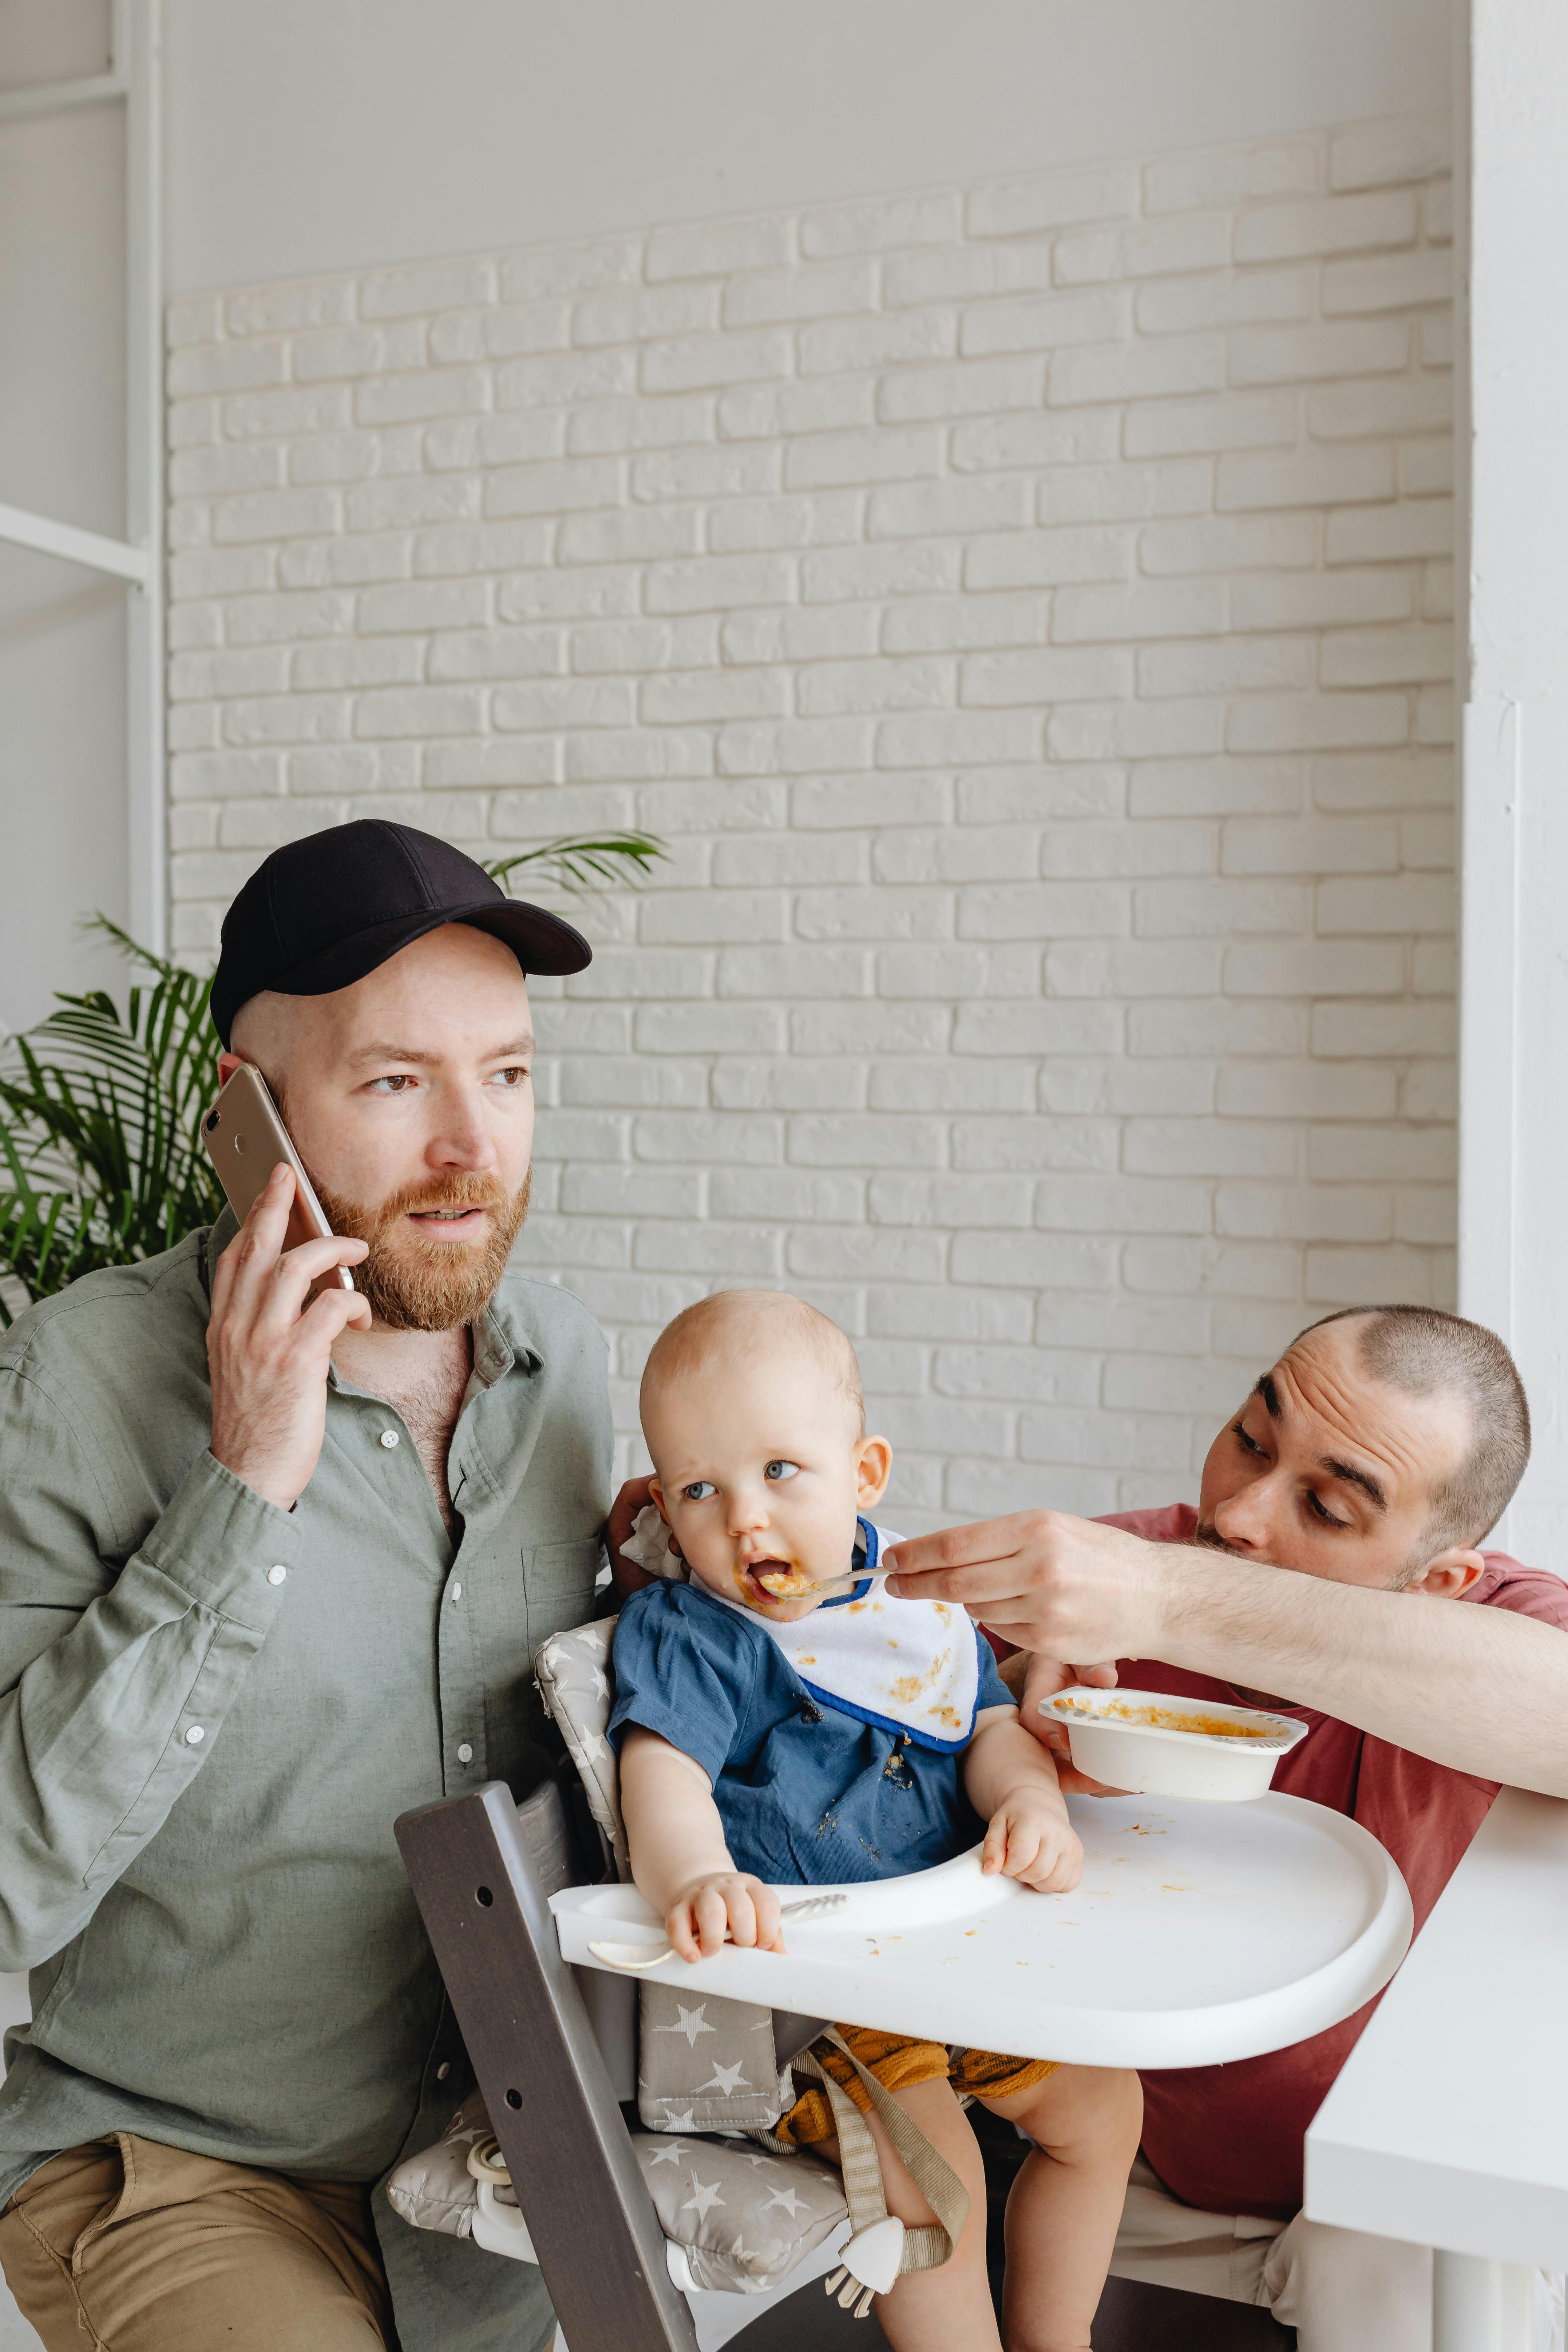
0, 2135, 395, 2352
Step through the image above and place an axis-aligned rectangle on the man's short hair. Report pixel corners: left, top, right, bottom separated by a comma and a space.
1295, 1305, 1530, 1552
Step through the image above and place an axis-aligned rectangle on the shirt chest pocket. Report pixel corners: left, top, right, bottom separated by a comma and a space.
523, 1536, 602, 1655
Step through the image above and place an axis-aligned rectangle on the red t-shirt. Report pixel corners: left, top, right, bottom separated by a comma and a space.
1093, 1504, 1568, 2221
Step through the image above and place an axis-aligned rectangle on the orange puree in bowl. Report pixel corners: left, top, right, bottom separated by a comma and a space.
1058, 1697, 1278, 1740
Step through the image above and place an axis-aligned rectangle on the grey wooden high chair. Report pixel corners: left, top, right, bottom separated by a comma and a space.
396, 1767, 890, 2349
391, 1616, 1295, 2351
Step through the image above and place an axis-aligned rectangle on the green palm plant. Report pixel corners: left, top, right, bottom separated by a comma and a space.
0, 832, 665, 1324
0, 921, 226, 1320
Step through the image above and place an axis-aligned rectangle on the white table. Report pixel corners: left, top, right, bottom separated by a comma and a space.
1307, 1785, 1568, 2352
556, 1789, 1413, 2070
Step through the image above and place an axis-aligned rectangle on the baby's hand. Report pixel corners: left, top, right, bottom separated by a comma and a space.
981, 1791, 1084, 1894
666, 1872, 785, 1963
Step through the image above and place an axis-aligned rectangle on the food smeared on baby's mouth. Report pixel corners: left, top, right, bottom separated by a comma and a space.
755, 1563, 817, 1597
734, 1557, 814, 1605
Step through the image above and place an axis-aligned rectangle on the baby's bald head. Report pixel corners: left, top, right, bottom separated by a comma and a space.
641, 1289, 865, 1441
638, 1290, 889, 1615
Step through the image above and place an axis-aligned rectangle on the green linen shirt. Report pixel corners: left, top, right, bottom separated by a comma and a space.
0, 1212, 613, 2352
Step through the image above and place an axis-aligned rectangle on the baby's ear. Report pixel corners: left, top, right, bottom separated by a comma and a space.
648, 1477, 672, 1527
855, 1435, 893, 1507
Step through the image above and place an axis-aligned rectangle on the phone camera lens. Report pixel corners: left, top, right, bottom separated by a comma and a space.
204, 1111, 219, 1133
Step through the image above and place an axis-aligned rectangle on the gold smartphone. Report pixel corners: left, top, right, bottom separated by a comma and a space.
201, 1065, 356, 1290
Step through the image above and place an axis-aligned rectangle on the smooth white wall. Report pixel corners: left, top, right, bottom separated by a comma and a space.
163, 0, 1453, 296
0, 0, 1454, 1040
0, 0, 130, 1034
1459, 0, 1568, 1560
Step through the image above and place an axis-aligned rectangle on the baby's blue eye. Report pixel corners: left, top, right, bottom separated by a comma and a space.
764, 1460, 800, 1482
682, 1480, 716, 1502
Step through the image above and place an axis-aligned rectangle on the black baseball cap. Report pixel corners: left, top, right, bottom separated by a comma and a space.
210, 819, 592, 1046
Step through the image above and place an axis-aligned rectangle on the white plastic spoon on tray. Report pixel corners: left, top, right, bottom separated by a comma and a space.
587, 1891, 849, 1971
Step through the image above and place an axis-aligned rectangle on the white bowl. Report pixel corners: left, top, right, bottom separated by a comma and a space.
1042, 1684, 1308, 1802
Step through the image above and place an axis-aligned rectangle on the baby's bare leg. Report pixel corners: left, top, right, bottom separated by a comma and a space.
981, 2064, 1143, 2352
817, 2077, 999, 2352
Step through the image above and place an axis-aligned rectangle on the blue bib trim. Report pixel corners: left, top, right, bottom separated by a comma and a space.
757, 1533, 982, 1759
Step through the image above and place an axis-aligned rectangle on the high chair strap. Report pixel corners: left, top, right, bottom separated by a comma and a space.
795, 2031, 970, 2288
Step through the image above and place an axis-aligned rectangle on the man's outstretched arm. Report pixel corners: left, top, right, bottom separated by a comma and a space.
885, 1512, 1568, 1797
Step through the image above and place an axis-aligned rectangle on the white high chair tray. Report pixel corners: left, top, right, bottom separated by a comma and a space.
553, 1792, 1412, 2070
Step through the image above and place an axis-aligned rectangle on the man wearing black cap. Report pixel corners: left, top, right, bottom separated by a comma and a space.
0, 825, 602, 2352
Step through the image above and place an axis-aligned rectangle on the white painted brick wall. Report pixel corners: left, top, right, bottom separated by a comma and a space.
166, 116, 1456, 1528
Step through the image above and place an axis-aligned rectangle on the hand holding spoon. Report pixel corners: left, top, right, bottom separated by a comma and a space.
588, 1891, 849, 1971
756, 1564, 891, 1603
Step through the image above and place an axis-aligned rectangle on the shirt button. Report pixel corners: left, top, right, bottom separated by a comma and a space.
456, 1742, 474, 1765
450, 1581, 463, 1603
436, 2062, 451, 2082
266, 1565, 288, 1587
185, 1726, 205, 1746
379, 1430, 400, 1450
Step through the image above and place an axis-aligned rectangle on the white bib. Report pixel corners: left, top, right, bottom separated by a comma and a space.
721, 1521, 984, 1753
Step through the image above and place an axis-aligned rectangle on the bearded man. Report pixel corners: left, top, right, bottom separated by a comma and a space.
0, 822, 606, 2352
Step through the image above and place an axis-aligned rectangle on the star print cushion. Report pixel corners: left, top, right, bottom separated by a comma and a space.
636, 2133, 847, 2294
637, 1986, 790, 2134
535, 1613, 790, 2129
386, 2090, 491, 2237
534, 1616, 629, 1877
387, 2092, 849, 2293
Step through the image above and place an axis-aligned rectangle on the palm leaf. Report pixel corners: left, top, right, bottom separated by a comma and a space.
484, 831, 666, 897
0, 924, 225, 1325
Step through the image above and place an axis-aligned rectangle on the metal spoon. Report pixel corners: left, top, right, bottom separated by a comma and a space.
587, 1891, 849, 1971
758, 1565, 892, 1603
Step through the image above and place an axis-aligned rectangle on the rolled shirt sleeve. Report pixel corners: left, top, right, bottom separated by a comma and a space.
0, 1363, 297, 1971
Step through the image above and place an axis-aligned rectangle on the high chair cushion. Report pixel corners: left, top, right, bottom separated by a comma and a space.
638, 1992, 790, 2134
387, 2091, 850, 2294
534, 1618, 628, 1878
536, 1615, 792, 2134
638, 2132, 847, 2293
386, 2091, 492, 2238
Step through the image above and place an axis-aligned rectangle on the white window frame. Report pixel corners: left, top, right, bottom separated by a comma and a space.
0, 0, 165, 953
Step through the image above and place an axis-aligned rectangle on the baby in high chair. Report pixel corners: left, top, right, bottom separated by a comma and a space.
609, 1289, 1141, 2352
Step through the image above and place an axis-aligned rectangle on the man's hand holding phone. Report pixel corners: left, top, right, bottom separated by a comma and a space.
207, 1166, 371, 1511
